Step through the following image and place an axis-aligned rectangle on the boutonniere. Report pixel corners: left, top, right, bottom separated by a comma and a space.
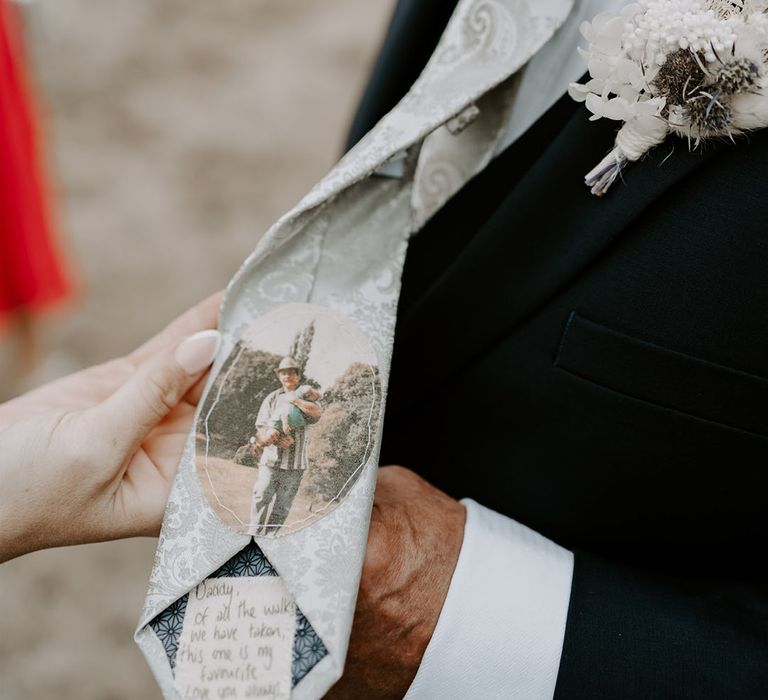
569, 0, 768, 196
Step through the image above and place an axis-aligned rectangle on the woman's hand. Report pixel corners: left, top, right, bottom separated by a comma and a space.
0, 292, 223, 563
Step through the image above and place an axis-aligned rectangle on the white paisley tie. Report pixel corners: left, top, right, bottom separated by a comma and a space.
135, 1, 573, 698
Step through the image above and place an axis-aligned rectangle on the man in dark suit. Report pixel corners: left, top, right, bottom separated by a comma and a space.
328, 0, 768, 698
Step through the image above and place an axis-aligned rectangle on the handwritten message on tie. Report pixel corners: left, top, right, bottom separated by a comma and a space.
174, 577, 295, 700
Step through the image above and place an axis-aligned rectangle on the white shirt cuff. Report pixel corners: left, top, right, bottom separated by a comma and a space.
403, 499, 574, 700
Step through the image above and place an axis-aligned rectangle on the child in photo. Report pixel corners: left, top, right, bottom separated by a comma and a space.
270, 385, 321, 436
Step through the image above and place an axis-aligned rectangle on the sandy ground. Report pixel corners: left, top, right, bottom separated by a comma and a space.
198, 454, 260, 531
0, 1, 394, 697
196, 455, 322, 536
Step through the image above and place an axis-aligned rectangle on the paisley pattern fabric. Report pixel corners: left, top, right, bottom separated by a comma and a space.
136, 1, 575, 697
411, 0, 574, 229
148, 541, 328, 688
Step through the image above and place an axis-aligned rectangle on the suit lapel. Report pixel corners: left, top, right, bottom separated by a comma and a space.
394, 103, 723, 390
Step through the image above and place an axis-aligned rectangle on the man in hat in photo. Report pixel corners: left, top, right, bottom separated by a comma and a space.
249, 356, 322, 535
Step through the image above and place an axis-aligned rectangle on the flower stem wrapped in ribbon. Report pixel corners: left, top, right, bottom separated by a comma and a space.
570, 0, 768, 196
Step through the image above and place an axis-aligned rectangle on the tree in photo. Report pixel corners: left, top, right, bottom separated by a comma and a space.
289, 320, 315, 376
305, 362, 381, 505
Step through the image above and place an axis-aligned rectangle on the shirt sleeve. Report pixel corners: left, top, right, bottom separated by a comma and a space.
255, 390, 276, 427
403, 499, 574, 700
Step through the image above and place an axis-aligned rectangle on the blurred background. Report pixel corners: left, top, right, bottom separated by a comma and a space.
0, 0, 394, 697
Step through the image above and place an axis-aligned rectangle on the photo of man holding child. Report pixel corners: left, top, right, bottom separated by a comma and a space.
248, 355, 323, 534
195, 304, 380, 537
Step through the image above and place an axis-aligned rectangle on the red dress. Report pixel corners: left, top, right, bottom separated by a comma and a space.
0, 0, 71, 324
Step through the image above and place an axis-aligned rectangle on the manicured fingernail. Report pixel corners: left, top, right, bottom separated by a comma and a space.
175, 330, 221, 374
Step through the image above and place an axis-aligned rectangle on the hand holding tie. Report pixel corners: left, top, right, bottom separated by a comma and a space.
0, 292, 222, 563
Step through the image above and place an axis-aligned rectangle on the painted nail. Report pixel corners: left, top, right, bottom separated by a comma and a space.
175, 330, 221, 374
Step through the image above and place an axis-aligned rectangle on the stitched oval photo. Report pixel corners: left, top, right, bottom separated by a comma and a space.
196, 303, 381, 537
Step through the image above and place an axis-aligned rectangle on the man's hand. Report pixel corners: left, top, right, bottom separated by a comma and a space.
292, 396, 322, 420
327, 466, 466, 699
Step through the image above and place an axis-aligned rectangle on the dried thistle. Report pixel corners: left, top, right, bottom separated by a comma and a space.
652, 49, 706, 107
654, 49, 757, 135
713, 57, 759, 94
686, 91, 732, 133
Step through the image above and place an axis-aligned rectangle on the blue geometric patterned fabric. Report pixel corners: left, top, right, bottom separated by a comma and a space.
149, 540, 327, 688
149, 595, 188, 669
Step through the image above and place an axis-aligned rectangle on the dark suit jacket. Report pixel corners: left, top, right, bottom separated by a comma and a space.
346, 1, 768, 697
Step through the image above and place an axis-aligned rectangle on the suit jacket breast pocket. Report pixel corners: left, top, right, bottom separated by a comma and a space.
554, 312, 768, 439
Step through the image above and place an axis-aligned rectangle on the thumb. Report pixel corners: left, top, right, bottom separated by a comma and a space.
94, 329, 221, 455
